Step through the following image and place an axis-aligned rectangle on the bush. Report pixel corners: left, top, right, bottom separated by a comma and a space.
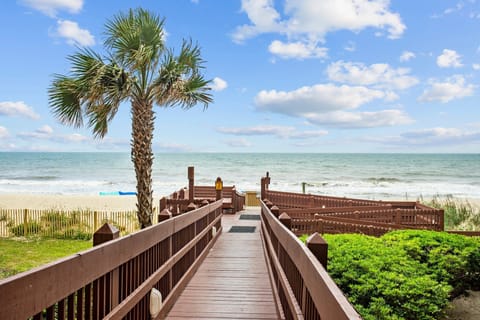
9, 222, 43, 236
324, 233, 451, 320
382, 230, 480, 296
420, 195, 479, 230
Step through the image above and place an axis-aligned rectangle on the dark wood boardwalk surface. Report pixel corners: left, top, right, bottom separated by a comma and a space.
166, 208, 280, 319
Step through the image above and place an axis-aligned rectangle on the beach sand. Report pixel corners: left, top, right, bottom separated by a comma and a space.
0, 194, 143, 211
0, 193, 479, 211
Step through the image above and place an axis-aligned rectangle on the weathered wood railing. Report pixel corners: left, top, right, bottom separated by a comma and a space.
159, 167, 245, 214
0, 200, 223, 319
260, 200, 361, 319
265, 190, 386, 209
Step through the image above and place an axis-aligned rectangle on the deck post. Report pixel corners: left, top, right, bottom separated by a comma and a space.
187, 202, 197, 212
160, 197, 167, 211
158, 209, 172, 222
306, 233, 328, 270
188, 166, 195, 201
395, 208, 402, 225
279, 212, 292, 230
93, 223, 119, 246
270, 205, 280, 218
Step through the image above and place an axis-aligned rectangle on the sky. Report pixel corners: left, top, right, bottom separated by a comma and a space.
1, 0, 480, 153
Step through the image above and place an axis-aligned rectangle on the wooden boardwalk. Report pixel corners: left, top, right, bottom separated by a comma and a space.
166, 208, 280, 319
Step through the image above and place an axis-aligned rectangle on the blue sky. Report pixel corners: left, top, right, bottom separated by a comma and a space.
1, 0, 480, 153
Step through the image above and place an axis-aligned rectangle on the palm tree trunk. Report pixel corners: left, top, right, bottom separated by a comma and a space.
131, 99, 155, 228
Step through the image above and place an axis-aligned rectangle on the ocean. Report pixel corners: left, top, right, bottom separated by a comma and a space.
0, 153, 479, 201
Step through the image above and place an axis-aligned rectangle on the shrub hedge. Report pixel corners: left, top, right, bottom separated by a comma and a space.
315, 230, 480, 320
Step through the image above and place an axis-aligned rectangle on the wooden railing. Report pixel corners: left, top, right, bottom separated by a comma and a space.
260, 200, 361, 319
265, 190, 386, 209
0, 208, 140, 238
0, 200, 223, 319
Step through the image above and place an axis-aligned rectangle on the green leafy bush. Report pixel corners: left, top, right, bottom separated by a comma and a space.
9, 222, 43, 236
382, 230, 480, 296
324, 233, 451, 320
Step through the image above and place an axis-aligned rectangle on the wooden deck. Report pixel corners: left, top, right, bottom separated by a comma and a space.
166, 208, 280, 319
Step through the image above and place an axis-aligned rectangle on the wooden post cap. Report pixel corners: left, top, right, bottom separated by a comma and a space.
307, 232, 328, 270
201, 199, 210, 206
279, 212, 292, 229
93, 223, 119, 246
158, 209, 172, 223
187, 202, 197, 212
271, 205, 280, 217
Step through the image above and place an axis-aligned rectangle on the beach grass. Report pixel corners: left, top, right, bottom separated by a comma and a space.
418, 195, 480, 230
0, 238, 91, 279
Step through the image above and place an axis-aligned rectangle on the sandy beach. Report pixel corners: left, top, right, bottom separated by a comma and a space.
0, 194, 144, 211
0, 193, 479, 211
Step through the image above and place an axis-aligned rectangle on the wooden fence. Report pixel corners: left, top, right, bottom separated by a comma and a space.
0, 208, 143, 238
260, 200, 361, 319
264, 190, 387, 209
0, 200, 223, 319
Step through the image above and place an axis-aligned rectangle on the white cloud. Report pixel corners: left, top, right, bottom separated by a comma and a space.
0, 101, 40, 120
18, 125, 54, 139
22, 0, 83, 17
437, 49, 463, 68
253, 82, 413, 129
233, 0, 405, 44
0, 126, 9, 139
18, 125, 89, 143
56, 20, 95, 46
268, 40, 327, 59
224, 138, 252, 147
419, 75, 475, 103
211, 77, 228, 91
218, 125, 328, 139
327, 61, 419, 90
375, 127, 480, 146
255, 84, 388, 117
305, 110, 413, 128
473, 64, 480, 70
400, 51, 415, 62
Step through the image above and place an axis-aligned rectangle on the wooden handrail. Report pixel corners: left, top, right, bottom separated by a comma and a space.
0, 200, 223, 319
260, 201, 361, 319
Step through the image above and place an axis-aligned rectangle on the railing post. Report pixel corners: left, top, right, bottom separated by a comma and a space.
93, 223, 119, 246
306, 232, 328, 270
439, 209, 444, 231
279, 212, 292, 230
271, 205, 280, 218
188, 166, 195, 201
187, 202, 197, 212
23, 209, 28, 236
160, 197, 167, 212
94, 211, 99, 231
395, 208, 402, 225
158, 209, 172, 222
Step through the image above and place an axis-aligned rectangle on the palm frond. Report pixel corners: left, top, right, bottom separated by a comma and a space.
49, 75, 84, 127
104, 8, 165, 72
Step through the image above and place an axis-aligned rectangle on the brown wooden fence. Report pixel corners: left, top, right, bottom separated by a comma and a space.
260, 200, 361, 319
0, 208, 141, 238
264, 190, 388, 209
0, 200, 223, 319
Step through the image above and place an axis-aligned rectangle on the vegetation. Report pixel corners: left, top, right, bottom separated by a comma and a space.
0, 238, 91, 279
300, 230, 480, 320
49, 8, 212, 229
4, 209, 138, 239
419, 195, 480, 230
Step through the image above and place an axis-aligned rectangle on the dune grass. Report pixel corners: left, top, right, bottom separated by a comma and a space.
0, 238, 91, 279
419, 195, 480, 230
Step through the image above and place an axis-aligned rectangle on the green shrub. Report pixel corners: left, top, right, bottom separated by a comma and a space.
382, 230, 480, 296
324, 233, 451, 320
9, 222, 43, 236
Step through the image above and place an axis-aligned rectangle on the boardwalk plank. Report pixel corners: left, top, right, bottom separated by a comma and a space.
166, 208, 280, 319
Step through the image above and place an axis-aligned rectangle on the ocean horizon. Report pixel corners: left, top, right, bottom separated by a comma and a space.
0, 152, 479, 201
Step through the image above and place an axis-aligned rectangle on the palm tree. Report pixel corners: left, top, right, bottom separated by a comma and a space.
49, 8, 212, 228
